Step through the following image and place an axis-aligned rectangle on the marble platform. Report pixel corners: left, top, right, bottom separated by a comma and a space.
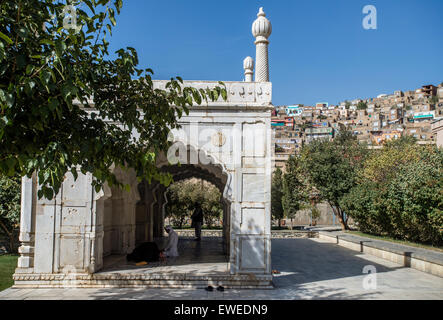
12, 237, 273, 289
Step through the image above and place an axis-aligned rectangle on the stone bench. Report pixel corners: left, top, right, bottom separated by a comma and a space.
318, 231, 443, 278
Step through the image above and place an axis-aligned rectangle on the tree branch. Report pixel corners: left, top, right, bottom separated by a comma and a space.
0, 219, 13, 237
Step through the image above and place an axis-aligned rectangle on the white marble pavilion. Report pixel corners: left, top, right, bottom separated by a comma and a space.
13, 7, 274, 288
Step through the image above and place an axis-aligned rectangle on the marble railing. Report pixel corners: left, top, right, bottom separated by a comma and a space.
152, 80, 272, 106
74, 80, 272, 109
173, 229, 318, 239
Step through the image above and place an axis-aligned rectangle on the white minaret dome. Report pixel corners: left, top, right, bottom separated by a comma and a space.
252, 7, 272, 39
243, 56, 254, 70
243, 56, 254, 82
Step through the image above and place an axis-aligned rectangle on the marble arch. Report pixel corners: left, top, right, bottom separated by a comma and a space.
156, 144, 233, 256
13, 7, 274, 288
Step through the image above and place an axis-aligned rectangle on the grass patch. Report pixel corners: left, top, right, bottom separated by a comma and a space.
0, 254, 18, 292
347, 231, 443, 253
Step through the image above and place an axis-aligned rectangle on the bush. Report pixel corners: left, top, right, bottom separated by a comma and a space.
343, 138, 443, 245
385, 151, 443, 244
342, 181, 392, 235
0, 175, 21, 252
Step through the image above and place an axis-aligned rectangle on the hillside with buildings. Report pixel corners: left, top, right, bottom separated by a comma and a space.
272, 83, 443, 171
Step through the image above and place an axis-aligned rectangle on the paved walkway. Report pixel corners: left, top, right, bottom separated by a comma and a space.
1, 238, 442, 300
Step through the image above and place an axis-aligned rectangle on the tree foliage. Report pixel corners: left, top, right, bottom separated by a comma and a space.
165, 179, 222, 229
430, 95, 438, 105
357, 101, 368, 110
310, 204, 321, 222
342, 137, 443, 245
0, 0, 226, 200
271, 167, 284, 226
0, 174, 21, 252
282, 155, 309, 227
299, 129, 367, 230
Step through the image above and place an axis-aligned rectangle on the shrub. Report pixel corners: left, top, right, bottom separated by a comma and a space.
0, 175, 21, 252
343, 138, 443, 245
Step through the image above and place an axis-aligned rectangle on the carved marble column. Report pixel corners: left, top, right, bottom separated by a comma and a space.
109, 167, 140, 254
144, 182, 155, 242
151, 183, 167, 239
16, 175, 36, 271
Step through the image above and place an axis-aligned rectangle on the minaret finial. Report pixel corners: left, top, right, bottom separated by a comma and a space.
243, 56, 254, 82
258, 7, 265, 17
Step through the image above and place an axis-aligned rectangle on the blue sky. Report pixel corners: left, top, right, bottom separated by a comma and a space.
106, 0, 443, 106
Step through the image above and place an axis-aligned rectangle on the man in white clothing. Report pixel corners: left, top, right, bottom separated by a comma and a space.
163, 225, 179, 258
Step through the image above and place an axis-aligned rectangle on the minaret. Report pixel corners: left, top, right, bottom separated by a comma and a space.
252, 7, 272, 82
243, 56, 254, 82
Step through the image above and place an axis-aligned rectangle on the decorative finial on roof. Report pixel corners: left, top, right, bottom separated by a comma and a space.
257, 7, 266, 17
252, 7, 272, 39
243, 56, 254, 82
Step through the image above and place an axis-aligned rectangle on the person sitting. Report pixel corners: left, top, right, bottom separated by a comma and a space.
163, 225, 179, 257
126, 242, 162, 263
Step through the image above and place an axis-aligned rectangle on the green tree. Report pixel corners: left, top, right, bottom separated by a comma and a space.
165, 181, 190, 229
165, 179, 222, 229
300, 128, 367, 230
0, 0, 226, 200
282, 156, 308, 229
430, 95, 439, 104
0, 174, 21, 252
344, 101, 351, 110
357, 101, 368, 110
341, 181, 389, 235
360, 135, 418, 184
271, 168, 284, 228
343, 137, 443, 245
200, 182, 223, 228
299, 121, 313, 131
386, 151, 443, 245
310, 204, 321, 226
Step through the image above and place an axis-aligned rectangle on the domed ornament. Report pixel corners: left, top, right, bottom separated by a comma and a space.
243, 56, 254, 70
252, 7, 272, 39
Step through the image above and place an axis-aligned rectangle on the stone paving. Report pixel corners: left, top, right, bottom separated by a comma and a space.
1, 238, 443, 300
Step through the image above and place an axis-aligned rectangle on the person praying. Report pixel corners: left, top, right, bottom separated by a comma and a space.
126, 242, 162, 263
163, 225, 179, 258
